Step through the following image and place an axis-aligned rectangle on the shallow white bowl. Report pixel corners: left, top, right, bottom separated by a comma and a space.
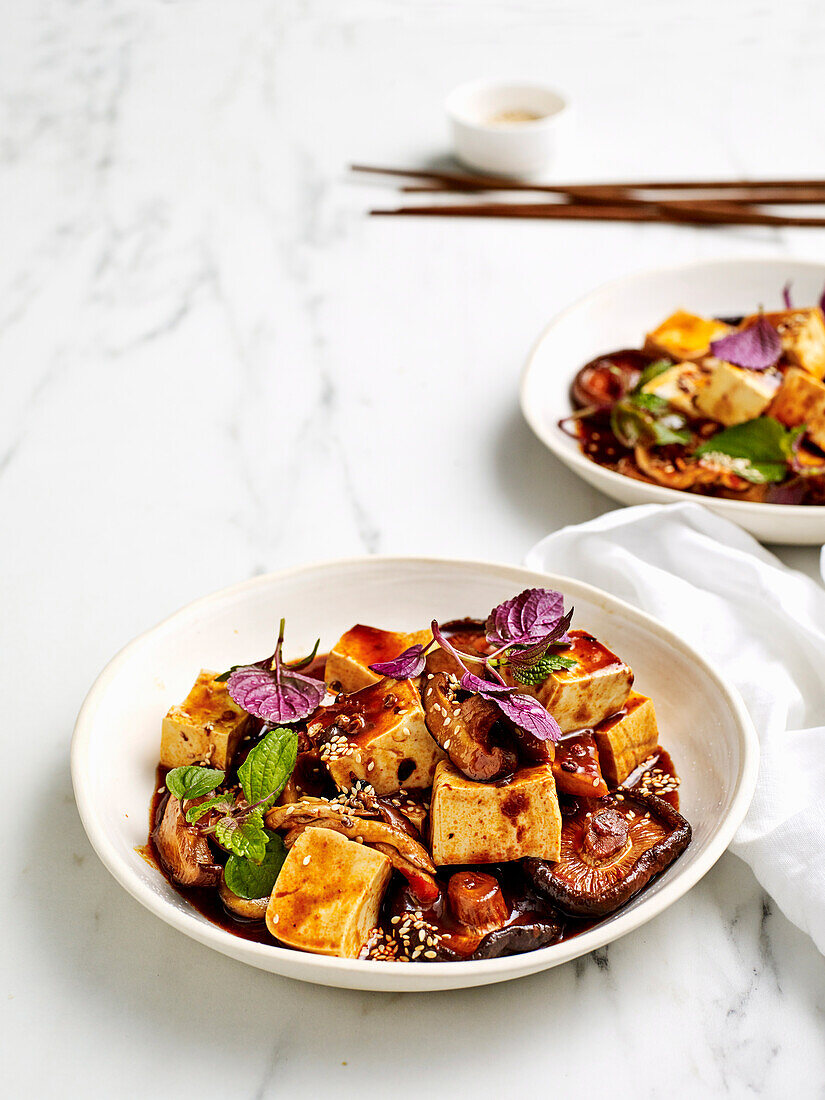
520, 257, 825, 545
72, 557, 758, 992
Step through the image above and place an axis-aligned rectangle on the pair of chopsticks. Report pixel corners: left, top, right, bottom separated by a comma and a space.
353, 164, 825, 227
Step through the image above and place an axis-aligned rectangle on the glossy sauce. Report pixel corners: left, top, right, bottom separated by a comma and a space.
145, 648, 682, 955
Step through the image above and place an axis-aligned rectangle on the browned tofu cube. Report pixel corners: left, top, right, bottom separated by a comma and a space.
502, 630, 634, 733
308, 676, 445, 794
325, 624, 433, 693
770, 367, 825, 450
160, 670, 250, 770
267, 828, 392, 957
429, 761, 562, 866
593, 691, 659, 786
744, 308, 825, 380
694, 360, 781, 426
643, 310, 730, 361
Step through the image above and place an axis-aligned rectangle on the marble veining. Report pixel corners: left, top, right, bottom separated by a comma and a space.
3, 2, 825, 1097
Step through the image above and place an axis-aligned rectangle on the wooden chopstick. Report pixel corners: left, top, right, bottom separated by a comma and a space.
351, 163, 825, 199
399, 183, 825, 204
370, 201, 825, 227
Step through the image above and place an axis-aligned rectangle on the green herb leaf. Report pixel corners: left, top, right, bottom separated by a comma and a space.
224, 831, 287, 900
511, 653, 577, 686
237, 727, 299, 811
611, 394, 692, 448
184, 792, 236, 824
633, 358, 674, 392
695, 416, 798, 484
286, 638, 321, 671
215, 809, 269, 863
165, 765, 225, 802
214, 665, 243, 683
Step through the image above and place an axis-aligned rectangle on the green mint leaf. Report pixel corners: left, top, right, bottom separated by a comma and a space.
215, 809, 268, 863
165, 765, 225, 802
610, 394, 691, 449
511, 653, 577, 686
224, 831, 287, 900
634, 358, 674, 392
695, 416, 796, 484
237, 727, 299, 811
184, 792, 236, 823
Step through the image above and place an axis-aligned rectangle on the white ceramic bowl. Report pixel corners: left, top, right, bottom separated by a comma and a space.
446, 79, 569, 177
521, 257, 825, 545
71, 557, 757, 992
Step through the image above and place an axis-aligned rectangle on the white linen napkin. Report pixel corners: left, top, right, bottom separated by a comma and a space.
526, 502, 825, 954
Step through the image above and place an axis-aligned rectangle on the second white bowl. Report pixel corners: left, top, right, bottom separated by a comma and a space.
521, 257, 825, 545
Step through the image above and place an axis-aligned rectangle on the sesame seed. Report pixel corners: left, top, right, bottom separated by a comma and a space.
424, 950, 437, 959
302, 855, 311, 865
272, 914, 279, 924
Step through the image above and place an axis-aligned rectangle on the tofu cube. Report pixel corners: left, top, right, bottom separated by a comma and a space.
325, 624, 433, 693
694, 359, 781, 426
593, 692, 659, 787
160, 670, 250, 770
770, 367, 825, 450
430, 761, 562, 866
743, 308, 825, 380
502, 629, 634, 733
643, 311, 731, 361
641, 360, 713, 416
267, 828, 391, 957
308, 676, 445, 794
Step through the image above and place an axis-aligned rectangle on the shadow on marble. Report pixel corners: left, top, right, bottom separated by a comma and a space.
492, 403, 615, 543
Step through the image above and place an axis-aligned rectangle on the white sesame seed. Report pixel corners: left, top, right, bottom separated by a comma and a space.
302, 855, 311, 865
272, 914, 279, 924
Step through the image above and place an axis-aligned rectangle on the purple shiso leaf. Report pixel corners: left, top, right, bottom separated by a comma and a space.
485, 588, 569, 648
227, 665, 326, 724
369, 644, 427, 680
458, 672, 562, 743
782, 281, 793, 310
493, 691, 563, 743
710, 316, 782, 371
506, 609, 575, 668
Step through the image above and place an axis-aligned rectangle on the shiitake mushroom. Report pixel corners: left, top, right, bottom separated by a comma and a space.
524, 791, 691, 918
422, 671, 517, 782
571, 349, 657, 410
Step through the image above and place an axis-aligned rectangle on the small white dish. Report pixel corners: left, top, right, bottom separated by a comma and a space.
446, 79, 569, 177
72, 556, 757, 992
521, 257, 825, 546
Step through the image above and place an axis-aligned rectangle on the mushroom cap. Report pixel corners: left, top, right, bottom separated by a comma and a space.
152, 796, 221, 889
524, 791, 691, 917
422, 671, 517, 782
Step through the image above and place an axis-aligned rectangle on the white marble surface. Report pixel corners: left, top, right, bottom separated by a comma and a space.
3, 1, 825, 1096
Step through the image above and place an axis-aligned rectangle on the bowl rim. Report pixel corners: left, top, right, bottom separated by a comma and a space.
71, 555, 759, 986
519, 255, 825, 520
445, 77, 570, 132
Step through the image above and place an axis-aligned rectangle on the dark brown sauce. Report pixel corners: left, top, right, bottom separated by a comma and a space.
622, 744, 680, 810
145, 651, 683, 957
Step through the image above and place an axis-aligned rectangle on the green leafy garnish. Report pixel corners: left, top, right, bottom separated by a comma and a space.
237, 727, 299, 811
166, 765, 225, 802
214, 665, 242, 683
695, 416, 802, 484
215, 808, 269, 863
633, 358, 673, 392
611, 392, 692, 448
224, 831, 287, 900
184, 792, 236, 824
511, 653, 577, 686
286, 638, 321, 671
